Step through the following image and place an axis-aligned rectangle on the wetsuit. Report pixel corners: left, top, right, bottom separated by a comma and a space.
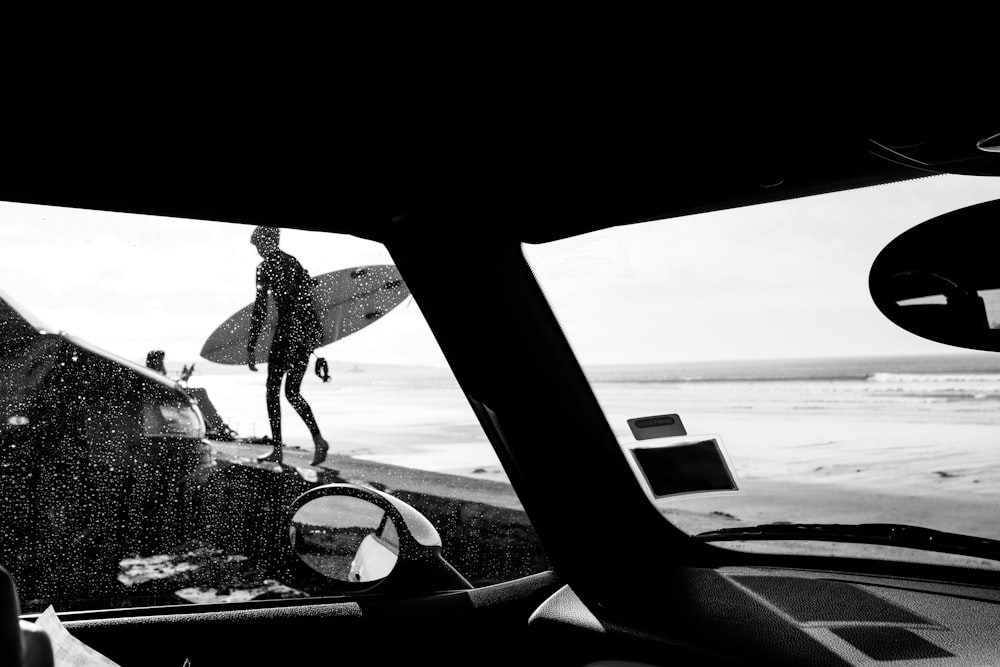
247, 250, 322, 371
247, 249, 324, 445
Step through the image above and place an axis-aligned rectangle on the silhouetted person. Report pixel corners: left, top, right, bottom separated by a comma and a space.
147, 350, 194, 384
146, 350, 166, 374
247, 226, 329, 465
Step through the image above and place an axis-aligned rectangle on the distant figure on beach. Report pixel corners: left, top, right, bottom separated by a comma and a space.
146, 350, 166, 374
247, 226, 329, 466
147, 350, 195, 384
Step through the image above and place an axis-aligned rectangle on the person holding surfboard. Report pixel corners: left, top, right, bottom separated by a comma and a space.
247, 226, 330, 466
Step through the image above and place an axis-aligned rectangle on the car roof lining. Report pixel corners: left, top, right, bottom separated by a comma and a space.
0, 128, 928, 243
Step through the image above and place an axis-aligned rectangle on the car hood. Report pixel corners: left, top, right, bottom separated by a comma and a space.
1, 289, 182, 394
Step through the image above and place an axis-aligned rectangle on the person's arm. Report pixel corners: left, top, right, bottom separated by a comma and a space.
247, 264, 269, 371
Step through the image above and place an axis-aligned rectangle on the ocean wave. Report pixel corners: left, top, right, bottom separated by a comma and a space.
586, 355, 1000, 385
592, 374, 1000, 397
865, 373, 1000, 397
593, 374, 871, 384
594, 375, 1000, 402
867, 372, 1000, 384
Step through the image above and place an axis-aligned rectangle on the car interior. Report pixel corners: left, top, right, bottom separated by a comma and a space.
3, 113, 1000, 666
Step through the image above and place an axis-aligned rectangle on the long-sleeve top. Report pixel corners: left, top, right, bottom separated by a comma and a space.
247, 250, 322, 356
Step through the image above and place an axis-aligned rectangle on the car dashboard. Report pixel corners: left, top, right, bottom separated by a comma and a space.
528, 566, 1000, 666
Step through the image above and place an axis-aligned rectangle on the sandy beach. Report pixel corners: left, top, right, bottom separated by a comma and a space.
188, 363, 510, 483
591, 373, 1000, 552
189, 357, 1000, 564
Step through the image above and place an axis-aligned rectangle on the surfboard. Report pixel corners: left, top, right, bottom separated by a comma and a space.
200, 265, 410, 365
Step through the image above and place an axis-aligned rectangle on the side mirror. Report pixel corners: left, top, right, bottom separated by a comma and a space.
870, 198, 1000, 352
288, 483, 472, 593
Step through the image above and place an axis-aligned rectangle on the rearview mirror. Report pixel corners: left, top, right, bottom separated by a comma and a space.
870, 198, 1000, 352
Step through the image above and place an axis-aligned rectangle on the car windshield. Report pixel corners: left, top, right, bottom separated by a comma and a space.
0, 207, 547, 613
524, 174, 1000, 569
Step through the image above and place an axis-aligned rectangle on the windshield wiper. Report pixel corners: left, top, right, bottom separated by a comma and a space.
695, 523, 1000, 562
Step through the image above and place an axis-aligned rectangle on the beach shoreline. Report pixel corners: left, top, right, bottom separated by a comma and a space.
190, 354, 1000, 562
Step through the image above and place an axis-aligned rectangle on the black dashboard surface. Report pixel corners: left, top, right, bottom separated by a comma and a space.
528, 566, 1000, 666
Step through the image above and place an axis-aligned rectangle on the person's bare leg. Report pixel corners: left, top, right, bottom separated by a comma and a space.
285, 357, 328, 465
258, 368, 284, 463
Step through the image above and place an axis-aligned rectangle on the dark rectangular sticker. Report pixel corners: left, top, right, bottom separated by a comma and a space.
627, 413, 686, 440
630, 438, 737, 497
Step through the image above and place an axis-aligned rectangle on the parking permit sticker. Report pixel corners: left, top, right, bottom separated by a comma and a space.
627, 413, 687, 440
628, 435, 738, 499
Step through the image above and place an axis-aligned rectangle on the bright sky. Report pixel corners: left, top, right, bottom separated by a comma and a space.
523, 174, 1000, 364
4, 174, 1000, 370
0, 205, 448, 368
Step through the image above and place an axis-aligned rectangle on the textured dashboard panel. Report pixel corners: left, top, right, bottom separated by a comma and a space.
530, 568, 1000, 666
729, 575, 933, 625
830, 627, 954, 661
723, 568, 1000, 665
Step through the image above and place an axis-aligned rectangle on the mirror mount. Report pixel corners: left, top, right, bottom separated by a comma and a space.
867, 133, 1000, 177
382, 550, 475, 595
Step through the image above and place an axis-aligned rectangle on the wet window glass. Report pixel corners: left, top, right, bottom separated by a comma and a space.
525, 175, 1000, 568
0, 205, 547, 613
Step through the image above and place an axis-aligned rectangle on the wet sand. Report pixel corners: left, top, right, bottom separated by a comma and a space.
209, 441, 523, 510
189, 364, 508, 482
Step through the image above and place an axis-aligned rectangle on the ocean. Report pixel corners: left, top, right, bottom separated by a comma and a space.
586, 353, 1000, 429
586, 352, 1000, 387
192, 353, 1000, 464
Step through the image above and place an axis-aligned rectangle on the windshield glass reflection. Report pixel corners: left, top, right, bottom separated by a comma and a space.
524, 175, 1000, 567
